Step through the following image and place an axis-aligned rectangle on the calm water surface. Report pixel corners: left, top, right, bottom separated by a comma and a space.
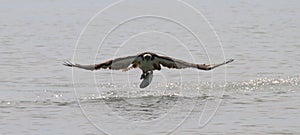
0, 0, 299, 134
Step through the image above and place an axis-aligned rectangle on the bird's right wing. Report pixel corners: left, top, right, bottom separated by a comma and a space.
63, 60, 97, 71
63, 55, 140, 71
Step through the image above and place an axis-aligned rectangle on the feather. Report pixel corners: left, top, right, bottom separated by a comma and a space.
63, 55, 140, 71
154, 54, 234, 70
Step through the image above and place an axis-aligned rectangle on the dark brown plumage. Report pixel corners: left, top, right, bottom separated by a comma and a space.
64, 52, 234, 88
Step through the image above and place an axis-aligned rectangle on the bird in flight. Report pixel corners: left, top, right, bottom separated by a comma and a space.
64, 52, 234, 88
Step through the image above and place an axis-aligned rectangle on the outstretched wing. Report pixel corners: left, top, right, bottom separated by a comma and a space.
63, 55, 140, 71
154, 55, 234, 70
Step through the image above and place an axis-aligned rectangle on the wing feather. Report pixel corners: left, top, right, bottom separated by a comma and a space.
154, 55, 234, 70
105, 55, 140, 70
154, 55, 197, 69
63, 55, 140, 71
63, 60, 96, 71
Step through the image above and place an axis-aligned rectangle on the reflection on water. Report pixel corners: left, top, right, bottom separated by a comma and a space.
103, 95, 179, 121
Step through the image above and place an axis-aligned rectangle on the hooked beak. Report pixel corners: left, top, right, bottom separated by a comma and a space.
145, 56, 151, 61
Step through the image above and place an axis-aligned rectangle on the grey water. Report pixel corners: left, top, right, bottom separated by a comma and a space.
1, 0, 300, 134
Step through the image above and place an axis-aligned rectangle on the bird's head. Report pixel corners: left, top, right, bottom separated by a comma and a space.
143, 53, 153, 61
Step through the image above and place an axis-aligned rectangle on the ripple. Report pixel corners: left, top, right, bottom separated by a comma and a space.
0, 99, 77, 108
226, 76, 299, 91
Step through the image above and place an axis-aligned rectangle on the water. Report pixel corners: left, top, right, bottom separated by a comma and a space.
1, 0, 300, 134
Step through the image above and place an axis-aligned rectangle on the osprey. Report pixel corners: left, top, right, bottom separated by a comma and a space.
64, 52, 234, 88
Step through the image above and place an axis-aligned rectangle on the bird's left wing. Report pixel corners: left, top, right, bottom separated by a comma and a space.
154, 54, 234, 70
63, 55, 140, 71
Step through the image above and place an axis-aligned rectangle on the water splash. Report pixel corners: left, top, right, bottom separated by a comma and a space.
1, 76, 298, 109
